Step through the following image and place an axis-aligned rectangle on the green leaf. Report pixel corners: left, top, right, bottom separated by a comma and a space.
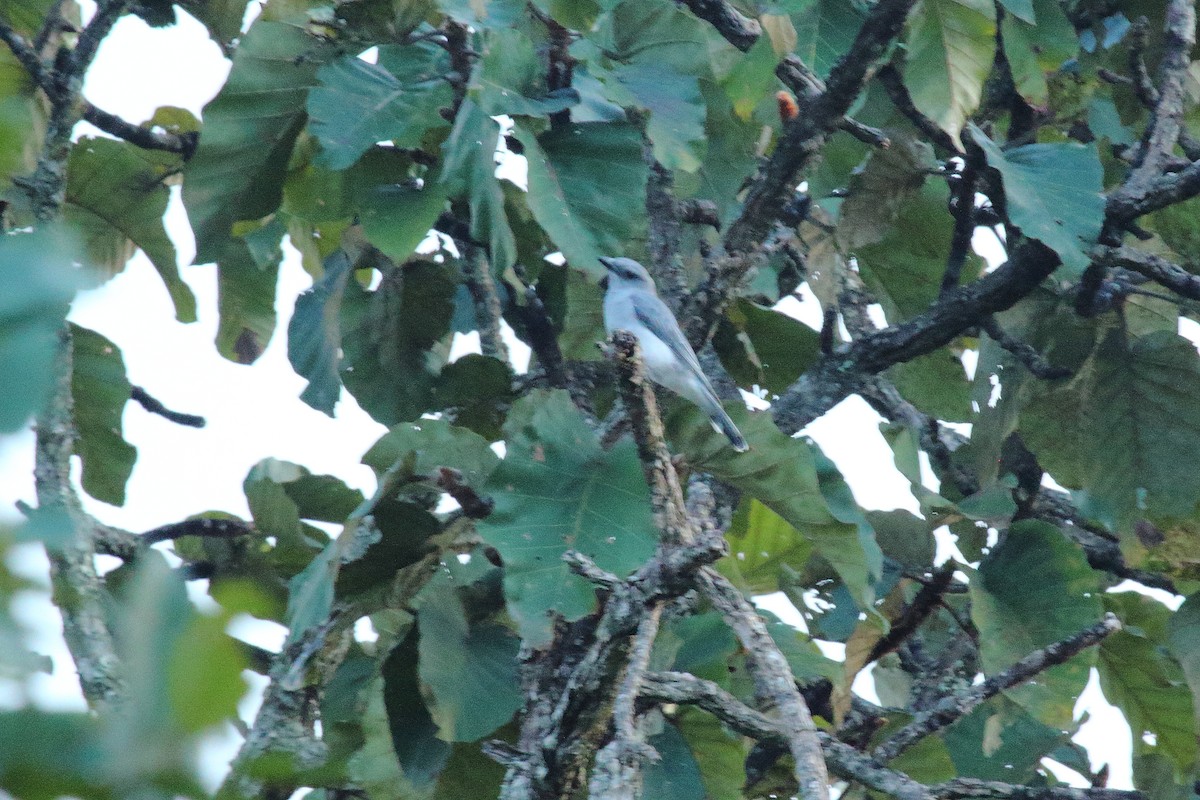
719, 498, 813, 593
472, 29, 578, 117
604, 62, 707, 172
308, 51, 452, 170
70, 325, 136, 506
888, 349, 972, 422
512, 120, 648, 273
943, 695, 1070, 781
476, 390, 658, 645
168, 612, 249, 732
358, 173, 447, 265
713, 298, 821, 396
1021, 329, 1200, 533
1150, 196, 1200, 270
668, 406, 883, 612
1001, 0, 1077, 107
363, 417, 499, 486
188, 0, 250, 52
1099, 592, 1196, 772
996, 0, 1034, 23
970, 125, 1104, 275
0, 712, 110, 800
904, 0, 995, 146
416, 567, 521, 741
601, 0, 714, 76
440, 100, 517, 271
856, 180, 983, 321
0, 227, 79, 433
675, 80, 760, 225
559, 266, 606, 361
183, 20, 334, 263
433, 354, 516, 440
836, 133, 938, 251
642, 719, 707, 800
379, 632, 451, 791
428, 739, 510, 800
969, 520, 1102, 727
793, 0, 867, 78
0, 49, 41, 182
215, 220, 283, 364
341, 261, 457, 425
722, 35, 780, 121
1168, 592, 1200, 746
65, 137, 195, 322
289, 249, 352, 415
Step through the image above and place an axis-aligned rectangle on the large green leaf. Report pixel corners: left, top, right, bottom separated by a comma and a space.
432, 354, 515, 441
70, 325, 136, 507
1001, 0, 1077, 107
904, 0, 995, 146
713, 298, 821, 396
0, 50, 43, 192
512, 120, 647, 274
836, 133, 938, 251
604, 62, 707, 173
440, 101, 517, 271
363, 643, 446, 796
289, 249, 351, 415
888, 349, 972, 422
969, 520, 1102, 727
970, 125, 1104, 275
415, 565, 521, 742
1100, 592, 1196, 772
1021, 329, 1200, 533
1168, 592, 1200, 746
65, 137, 195, 322
340, 261, 457, 426
476, 390, 658, 645
184, 20, 334, 263
793, 0, 867, 78
215, 220, 283, 364
718, 498, 813, 593
667, 405, 883, 612
307, 49, 452, 170
642, 720, 707, 800
601, 0, 714, 76
0, 227, 79, 433
471, 29, 578, 118
855, 180, 983, 321
943, 695, 1070, 781
362, 417, 499, 486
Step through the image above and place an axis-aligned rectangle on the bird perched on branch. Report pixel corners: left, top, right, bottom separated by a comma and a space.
600, 256, 749, 452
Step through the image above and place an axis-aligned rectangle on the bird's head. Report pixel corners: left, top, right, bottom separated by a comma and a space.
599, 257, 656, 292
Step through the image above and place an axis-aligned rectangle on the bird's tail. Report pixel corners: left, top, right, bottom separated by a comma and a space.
706, 401, 749, 453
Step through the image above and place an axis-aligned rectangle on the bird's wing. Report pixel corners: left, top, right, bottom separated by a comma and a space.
630, 291, 708, 378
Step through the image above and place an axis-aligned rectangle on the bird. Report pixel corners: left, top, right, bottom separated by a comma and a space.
600, 256, 749, 452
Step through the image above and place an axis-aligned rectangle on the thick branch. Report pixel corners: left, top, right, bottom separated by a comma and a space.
698, 569, 830, 800
773, 241, 1062, 433
1099, 245, 1200, 300
677, 0, 762, 51
872, 614, 1121, 762
461, 245, 510, 362
641, 671, 931, 800
35, 332, 124, 711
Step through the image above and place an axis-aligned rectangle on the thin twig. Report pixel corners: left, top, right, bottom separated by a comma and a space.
872, 614, 1121, 762
130, 385, 206, 427
979, 317, 1072, 379
942, 148, 983, 296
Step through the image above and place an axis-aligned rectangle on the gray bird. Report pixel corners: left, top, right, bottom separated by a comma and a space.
600, 256, 749, 452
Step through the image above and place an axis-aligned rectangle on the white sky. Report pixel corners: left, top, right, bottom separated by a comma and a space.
0, 2, 1180, 792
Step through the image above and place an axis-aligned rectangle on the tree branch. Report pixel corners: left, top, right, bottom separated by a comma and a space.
872, 614, 1121, 762
677, 0, 762, 51
130, 385, 206, 427
697, 569, 830, 800
934, 778, 1144, 800
979, 317, 1072, 380
461, 245, 510, 362
772, 241, 1062, 433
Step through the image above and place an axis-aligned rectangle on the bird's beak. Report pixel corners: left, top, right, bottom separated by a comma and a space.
598, 257, 615, 272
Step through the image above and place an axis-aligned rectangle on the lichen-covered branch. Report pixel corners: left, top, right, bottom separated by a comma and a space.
872, 614, 1121, 762
461, 244, 510, 362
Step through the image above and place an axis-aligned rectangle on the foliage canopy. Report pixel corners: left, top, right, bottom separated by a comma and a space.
2, 0, 1200, 798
